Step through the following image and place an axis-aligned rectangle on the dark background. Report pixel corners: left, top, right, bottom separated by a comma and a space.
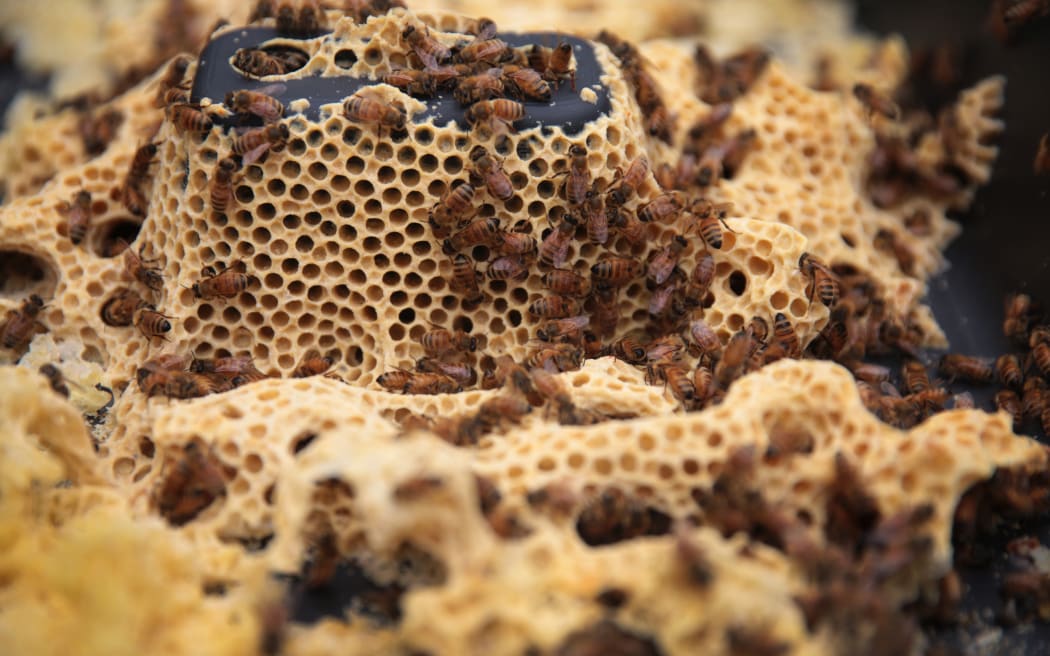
1, 0, 1049, 651
856, 1, 1050, 651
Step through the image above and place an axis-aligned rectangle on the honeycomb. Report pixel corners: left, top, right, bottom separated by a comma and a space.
0, 3, 1045, 656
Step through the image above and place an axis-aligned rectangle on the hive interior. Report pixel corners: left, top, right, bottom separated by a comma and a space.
0, 3, 1046, 656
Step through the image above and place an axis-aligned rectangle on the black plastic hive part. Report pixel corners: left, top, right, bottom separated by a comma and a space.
191, 27, 612, 135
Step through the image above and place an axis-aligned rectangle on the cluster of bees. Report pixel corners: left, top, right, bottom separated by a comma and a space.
937, 293, 1050, 434
340, 18, 574, 136
363, 36, 842, 414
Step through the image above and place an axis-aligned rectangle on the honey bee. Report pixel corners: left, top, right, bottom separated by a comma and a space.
719, 47, 771, 102
1031, 326, 1050, 376
233, 47, 307, 78
655, 153, 700, 191
1003, 292, 1036, 346
292, 350, 335, 378
121, 143, 157, 216
495, 230, 537, 257
611, 337, 648, 365
630, 65, 672, 141
430, 182, 476, 229
936, 352, 991, 384
168, 103, 213, 134
101, 287, 145, 327
637, 192, 682, 225
384, 68, 437, 97
155, 437, 226, 525
501, 64, 552, 101
192, 261, 250, 301
688, 199, 733, 250
645, 334, 686, 366
747, 315, 770, 344
606, 156, 649, 206
538, 214, 578, 269
486, 255, 529, 281
608, 207, 647, 246
378, 370, 461, 394
692, 364, 713, 404
209, 157, 239, 216
456, 37, 510, 66
576, 487, 660, 546
474, 394, 532, 434
714, 329, 751, 389
770, 313, 800, 359
590, 284, 619, 338
873, 228, 916, 277
464, 99, 525, 134
449, 254, 484, 303
444, 217, 501, 253
64, 190, 92, 245
419, 326, 477, 357
650, 362, 697, 408
225, 87, 286, 123
995, 354, 1024, 390
344, 93, 406, 134
582, 186, 607, 245
453, 67, 504, 104
852, 83, 901, 121
901, 359, 930, 394
484, 354, 540, 404
648, 277, 679, 318
526, 343, 583, 372
1, 295, 46, 353
402, 24, 451, 69
123, 244, 164, 292
341, 0, 407, 23
547, 42, 575, 89
591, 255, 643, 286
153, 54, 192, 108
686, 251, 715, 298
798, 252, 840, 308
687, 102, 734, 147
543, 269, 589, 297
1036, 133, 1050, 175
995, 390, 1024, 430
528, 294, 581, 319
560, 145, 590, 208
688, 318, 722, 359
720, 129, 759, 180
647, 235, 688, 285
136, 307, 174, 341
417, 356, 476, 387
469, 146, 513, 201
79, 107, 124, 156
158, 85, 190, 107
276, 0, 325, 37
231, 123, 290, 166
138, 358, 216, 398
536, 315, 590, 343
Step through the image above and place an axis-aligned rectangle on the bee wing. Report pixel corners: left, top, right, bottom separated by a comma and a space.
255, 82, 287, 96
241, 142, 271, 167
250, 102, 283, 122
